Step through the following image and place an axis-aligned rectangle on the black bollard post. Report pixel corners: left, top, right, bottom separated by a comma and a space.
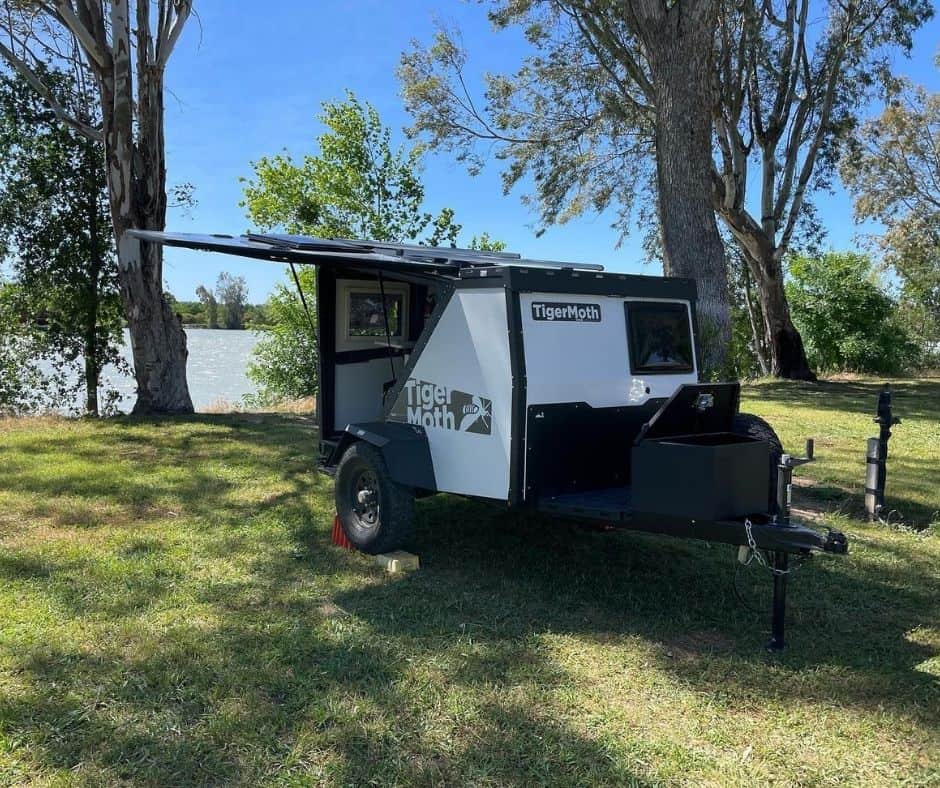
866, 385, 901, 522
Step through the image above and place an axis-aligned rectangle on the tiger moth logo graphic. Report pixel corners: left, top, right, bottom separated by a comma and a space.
391, 378, 492, 435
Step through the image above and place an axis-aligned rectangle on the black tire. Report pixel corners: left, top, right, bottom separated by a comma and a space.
733, 412, 783, 514
335, 442, 414, 554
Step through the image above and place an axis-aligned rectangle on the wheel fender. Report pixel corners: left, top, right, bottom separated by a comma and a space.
327, 422, 436, 492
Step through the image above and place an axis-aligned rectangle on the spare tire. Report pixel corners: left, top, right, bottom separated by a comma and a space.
733, 412, 783, 514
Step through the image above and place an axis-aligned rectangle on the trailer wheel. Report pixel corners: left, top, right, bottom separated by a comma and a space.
335, 442, 414, 554
733, 413, 784, 514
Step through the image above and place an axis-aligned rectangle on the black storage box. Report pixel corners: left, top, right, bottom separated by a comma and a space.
631, 432, 770, 520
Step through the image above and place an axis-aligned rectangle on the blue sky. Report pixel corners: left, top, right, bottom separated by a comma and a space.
161, 0, 940, 303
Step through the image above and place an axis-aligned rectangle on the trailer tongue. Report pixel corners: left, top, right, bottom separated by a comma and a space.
129, 229, 848, 650
535, 382, 847, 649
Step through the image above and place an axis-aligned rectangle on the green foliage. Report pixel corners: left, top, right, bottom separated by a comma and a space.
241, 93, 503, 404
242, 304, 273, 330
841, 79, 940, 356
168, 293, 271, 330
786, 252, 918, 374
468, 233, 508, 252
0, 66, 125, 415
195, 285, 219, 328
0, 283, 66, 415
727, 303, 764, 381
241, 91, 459, 244
245, 267, 318, 406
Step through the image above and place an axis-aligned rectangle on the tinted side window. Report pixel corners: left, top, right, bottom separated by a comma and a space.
348, 292, 403, 338
626, 302, 694, 374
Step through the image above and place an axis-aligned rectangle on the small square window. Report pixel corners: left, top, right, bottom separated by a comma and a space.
348, 291, 404, 338
626, 302, 694, 374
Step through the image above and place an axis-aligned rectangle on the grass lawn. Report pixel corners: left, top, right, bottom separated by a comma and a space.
0, 379, 937, 786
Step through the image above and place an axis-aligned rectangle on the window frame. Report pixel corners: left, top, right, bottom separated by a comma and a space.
624, 300, 696, 376
340, 282, 409, 346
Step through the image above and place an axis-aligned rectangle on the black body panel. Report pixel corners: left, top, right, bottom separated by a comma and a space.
506, 289, 528, 506
637, 382, 740, 441
632, 434, 770, 519
524, 400, 666, 500
325, 422, 436, 492
316, 265, 337, 438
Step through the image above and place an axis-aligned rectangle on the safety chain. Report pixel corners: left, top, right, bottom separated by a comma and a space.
743, 519, 806, 576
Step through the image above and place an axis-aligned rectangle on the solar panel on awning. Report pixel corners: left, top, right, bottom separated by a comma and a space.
127, 231, 462, 277
127, 230, 607, 274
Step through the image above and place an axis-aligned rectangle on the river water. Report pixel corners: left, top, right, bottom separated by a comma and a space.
96, 328, 261, 412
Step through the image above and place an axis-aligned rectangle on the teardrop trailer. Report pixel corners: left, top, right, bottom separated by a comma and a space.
130, 230, 848, 649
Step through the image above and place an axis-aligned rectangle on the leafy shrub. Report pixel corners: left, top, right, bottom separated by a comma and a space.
786, 252, 918, 374
245, 268, 318, 406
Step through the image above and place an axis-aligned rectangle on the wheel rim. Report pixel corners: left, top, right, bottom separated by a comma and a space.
351, 468, 380, 529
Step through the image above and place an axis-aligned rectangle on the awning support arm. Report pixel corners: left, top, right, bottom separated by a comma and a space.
378, 271, 396, 384
288, 261, 320, 355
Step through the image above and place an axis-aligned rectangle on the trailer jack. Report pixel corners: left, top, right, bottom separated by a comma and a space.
766, 439, 817, 652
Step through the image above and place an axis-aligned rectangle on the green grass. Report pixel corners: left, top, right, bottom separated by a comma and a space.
742, 378, 940, 530
0, 380, 937, 786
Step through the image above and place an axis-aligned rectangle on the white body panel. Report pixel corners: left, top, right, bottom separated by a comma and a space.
335, 356, 406, 427
389, 289, 512, 499
520, 292, 698, 409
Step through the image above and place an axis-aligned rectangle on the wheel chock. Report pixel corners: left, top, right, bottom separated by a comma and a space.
374, 551, 420, 573
331, 515, 354, 550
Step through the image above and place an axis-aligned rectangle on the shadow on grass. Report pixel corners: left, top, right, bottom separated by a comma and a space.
0, 413, 936, 784
334, 497, 938, 706
0, 414, 323, 533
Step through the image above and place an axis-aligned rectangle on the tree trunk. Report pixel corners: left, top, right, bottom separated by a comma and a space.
99, 10, 193, 415
635, 0, 731, 377
717, 207, 817, 380
116, 234, 193, 414
84, 343, 99, 415
741, 264, 770, 375
754, 255, 816, 380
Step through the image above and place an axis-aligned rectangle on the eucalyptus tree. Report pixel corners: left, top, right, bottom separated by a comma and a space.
840, 73, 940, 350
195, 284, 219, 329
401, 0, 731, 374
400, 0, 931, 378
0, 0, 195, 413
216, 272, 247, 331
711, 0, 931, 379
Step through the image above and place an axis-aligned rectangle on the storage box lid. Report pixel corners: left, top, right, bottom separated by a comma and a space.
636, 383, 741, 443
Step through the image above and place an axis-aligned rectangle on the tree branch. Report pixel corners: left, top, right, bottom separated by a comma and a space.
52, 0, 108, 69
0, 37, 103, 140
157, 0, 191, 67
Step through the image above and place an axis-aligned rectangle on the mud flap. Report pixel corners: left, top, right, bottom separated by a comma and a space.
324, 422, 436, 492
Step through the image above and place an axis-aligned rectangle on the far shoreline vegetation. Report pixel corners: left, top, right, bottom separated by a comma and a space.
167, 292, 273, 331
167, 271, 274, 331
